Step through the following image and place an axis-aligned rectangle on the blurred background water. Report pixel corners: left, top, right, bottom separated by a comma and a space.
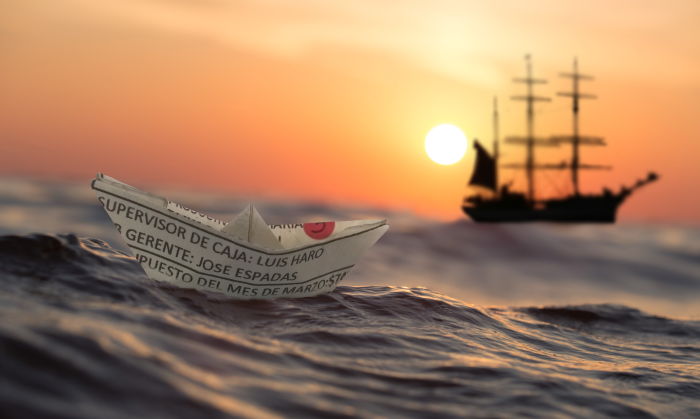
1, 176, 698, 318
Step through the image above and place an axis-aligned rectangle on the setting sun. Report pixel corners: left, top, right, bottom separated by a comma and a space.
425, 124, 469, 165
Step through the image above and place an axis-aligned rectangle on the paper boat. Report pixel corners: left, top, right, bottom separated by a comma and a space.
92, 174, 388, 299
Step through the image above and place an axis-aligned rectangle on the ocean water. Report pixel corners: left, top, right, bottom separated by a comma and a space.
1, 177, 699, 418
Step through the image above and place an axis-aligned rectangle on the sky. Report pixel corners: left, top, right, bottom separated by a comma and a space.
1, 0, 699, 221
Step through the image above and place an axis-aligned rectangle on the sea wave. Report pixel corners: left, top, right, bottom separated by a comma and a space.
1, 234, 698, 418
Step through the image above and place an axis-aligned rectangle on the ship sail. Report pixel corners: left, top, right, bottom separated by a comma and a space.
468, 141, 497, 191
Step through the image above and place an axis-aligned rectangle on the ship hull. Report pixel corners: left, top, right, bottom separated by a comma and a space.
462, 195, 625, 223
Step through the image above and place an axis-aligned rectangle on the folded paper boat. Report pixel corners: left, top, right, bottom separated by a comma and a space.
92, 174, 388, 299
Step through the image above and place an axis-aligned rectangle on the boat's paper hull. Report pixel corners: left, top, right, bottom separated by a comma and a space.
92, 175, 388, 299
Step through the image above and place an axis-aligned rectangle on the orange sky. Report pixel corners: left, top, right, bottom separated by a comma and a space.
1, 0, 699, 221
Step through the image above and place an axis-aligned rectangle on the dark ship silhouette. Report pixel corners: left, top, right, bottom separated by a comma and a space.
463, 56, 658, 223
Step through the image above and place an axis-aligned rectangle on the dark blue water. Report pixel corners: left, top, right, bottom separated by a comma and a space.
1, 178, 699, 418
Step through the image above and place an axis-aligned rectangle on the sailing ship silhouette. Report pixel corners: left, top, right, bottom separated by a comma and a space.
463, 55, 658, 223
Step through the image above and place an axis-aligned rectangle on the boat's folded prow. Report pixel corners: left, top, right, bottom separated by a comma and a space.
222, 204, 284, 250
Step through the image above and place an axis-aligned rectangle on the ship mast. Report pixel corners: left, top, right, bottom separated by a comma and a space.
493, 96, 499, 195
505, 55, 553, 202
552, 58, 608, 195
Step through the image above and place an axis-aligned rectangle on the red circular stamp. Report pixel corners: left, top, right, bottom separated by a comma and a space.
303, 222, 335, 240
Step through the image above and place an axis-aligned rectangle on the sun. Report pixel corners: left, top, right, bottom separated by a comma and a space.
425, 124, 469, 165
